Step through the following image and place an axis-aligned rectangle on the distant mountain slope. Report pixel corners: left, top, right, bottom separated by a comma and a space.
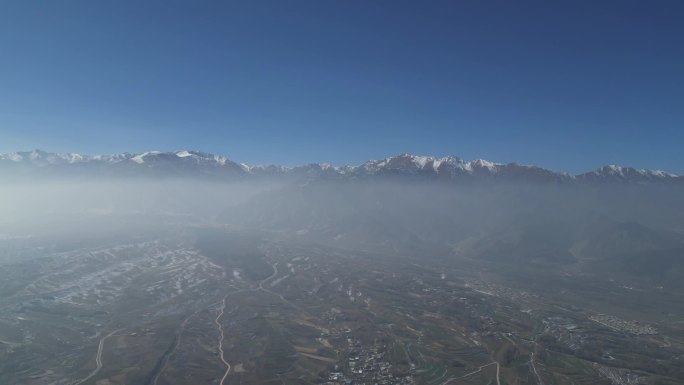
575, 222, 684, 284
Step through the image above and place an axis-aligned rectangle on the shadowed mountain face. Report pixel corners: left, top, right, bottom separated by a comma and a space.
576, 222, 684, 281
578, 222, 680, 260
218, 179, 684, 285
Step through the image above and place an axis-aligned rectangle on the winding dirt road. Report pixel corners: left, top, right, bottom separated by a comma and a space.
214, 296, 231, 385
440, 361, 501, 385
71, 328, 123, 385
530, 351, 543, 385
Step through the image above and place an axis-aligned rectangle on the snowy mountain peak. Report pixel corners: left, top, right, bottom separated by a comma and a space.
126, 150, 235, 167
175, 150, 193, 158
581, 164, 677, 180
0, 150, 90, 165
131, 151, 160, 164
469, 159, 501, 172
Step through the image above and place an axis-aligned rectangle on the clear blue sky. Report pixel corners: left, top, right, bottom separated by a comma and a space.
1, 1, 682, 173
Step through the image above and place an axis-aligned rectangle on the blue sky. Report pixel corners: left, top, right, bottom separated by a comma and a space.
1, 1, 683, 173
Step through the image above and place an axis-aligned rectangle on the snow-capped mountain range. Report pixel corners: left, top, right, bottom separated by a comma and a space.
0, 149, 679, 183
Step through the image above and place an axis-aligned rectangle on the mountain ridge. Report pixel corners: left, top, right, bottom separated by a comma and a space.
0, 149, 680, 182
